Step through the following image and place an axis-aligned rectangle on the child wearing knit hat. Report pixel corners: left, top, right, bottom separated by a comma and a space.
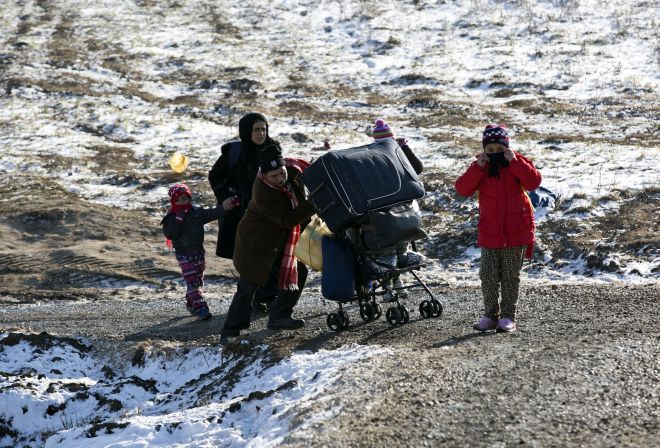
161, 183, 225, 320
369, 119, 426, 301
455, 124, 542, 333
371, 119, 424, 174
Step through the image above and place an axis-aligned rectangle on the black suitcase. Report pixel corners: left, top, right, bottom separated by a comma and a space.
358, 202, 428, 251
302, 139, 425, 232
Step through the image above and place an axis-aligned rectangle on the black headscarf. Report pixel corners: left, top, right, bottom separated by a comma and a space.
238, 113, 276, 156
237, 113, 281, 180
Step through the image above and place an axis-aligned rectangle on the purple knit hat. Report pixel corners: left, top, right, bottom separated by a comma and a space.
482, 124, 510, 148
372, 119, 395, 140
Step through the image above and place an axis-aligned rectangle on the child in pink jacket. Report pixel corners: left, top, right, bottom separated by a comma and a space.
455, 125, 542, 333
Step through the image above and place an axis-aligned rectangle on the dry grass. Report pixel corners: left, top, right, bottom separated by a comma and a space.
538, 187, 659, 266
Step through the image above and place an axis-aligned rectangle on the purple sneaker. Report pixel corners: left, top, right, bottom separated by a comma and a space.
473, 316, 498, 332
190, 297, 212, 321
496, 317, 516, 333
193, 305, 212, 321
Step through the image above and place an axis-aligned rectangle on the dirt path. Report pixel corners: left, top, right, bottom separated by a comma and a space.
2, 282, 658, 447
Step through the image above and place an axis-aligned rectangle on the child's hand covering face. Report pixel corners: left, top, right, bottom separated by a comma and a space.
503, 148, 516, 161
476, 153, 490, 168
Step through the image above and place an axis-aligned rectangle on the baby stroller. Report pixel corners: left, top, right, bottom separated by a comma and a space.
301, 138, 443, 331
321, 202, 443, 331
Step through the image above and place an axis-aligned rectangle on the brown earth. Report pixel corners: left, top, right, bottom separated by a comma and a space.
0, 179, 658, 447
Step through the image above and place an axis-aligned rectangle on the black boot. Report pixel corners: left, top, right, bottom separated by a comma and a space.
267, 262, 307, 330
267, 289, 304, 330
267, 317, 305, 330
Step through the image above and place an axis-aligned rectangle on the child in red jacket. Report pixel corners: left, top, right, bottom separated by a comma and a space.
455, 125, 542, 333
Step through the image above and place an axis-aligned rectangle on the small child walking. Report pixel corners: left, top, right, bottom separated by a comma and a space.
161, 183, 225, 320
455, 124, 542, 332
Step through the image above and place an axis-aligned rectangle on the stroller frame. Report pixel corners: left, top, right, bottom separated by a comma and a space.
325, 241, 443, 331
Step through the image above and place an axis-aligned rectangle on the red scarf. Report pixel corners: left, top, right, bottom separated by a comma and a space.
258, 158, 309, 290
168, 184, 192, 215
169, 202, 192, 215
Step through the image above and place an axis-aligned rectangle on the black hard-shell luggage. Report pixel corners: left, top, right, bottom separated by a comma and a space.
301, 139, 425, 232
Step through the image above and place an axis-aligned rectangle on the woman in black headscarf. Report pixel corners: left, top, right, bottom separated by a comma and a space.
209, 112, 281, 258
209, 112, 282, 309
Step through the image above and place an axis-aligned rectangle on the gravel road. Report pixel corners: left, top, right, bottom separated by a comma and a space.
2, 280, 658, 447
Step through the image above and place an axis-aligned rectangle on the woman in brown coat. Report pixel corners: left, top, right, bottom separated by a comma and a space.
220, 145, 316, 340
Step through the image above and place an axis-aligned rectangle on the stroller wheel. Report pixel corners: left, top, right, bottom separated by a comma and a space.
431, 299, 443, 318
386, 307, 402, 326
419, 300, 433, 319
398, 305, 410, 324
359, 302, 375, 322
327, 313, 343, 331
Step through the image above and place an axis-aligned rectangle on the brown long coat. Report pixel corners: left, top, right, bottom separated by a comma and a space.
233, 166, 316, 286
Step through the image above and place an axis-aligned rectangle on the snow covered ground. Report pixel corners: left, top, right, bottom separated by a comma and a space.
0, 331, 389, 447
0, 0, 658, 446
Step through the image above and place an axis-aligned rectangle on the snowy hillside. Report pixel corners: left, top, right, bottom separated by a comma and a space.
0, 0, 658, 447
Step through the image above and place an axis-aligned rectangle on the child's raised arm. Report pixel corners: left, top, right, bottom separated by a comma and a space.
509, 153, 542, 191
455, 159, 486, 197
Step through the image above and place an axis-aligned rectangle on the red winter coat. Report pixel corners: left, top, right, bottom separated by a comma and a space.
455, 152, 542, 257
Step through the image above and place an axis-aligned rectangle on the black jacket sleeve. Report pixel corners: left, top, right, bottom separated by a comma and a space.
401, 144, 424, 175
201, 205, 225, 224
162, 213, 184, 240
208, 142, 233, 201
